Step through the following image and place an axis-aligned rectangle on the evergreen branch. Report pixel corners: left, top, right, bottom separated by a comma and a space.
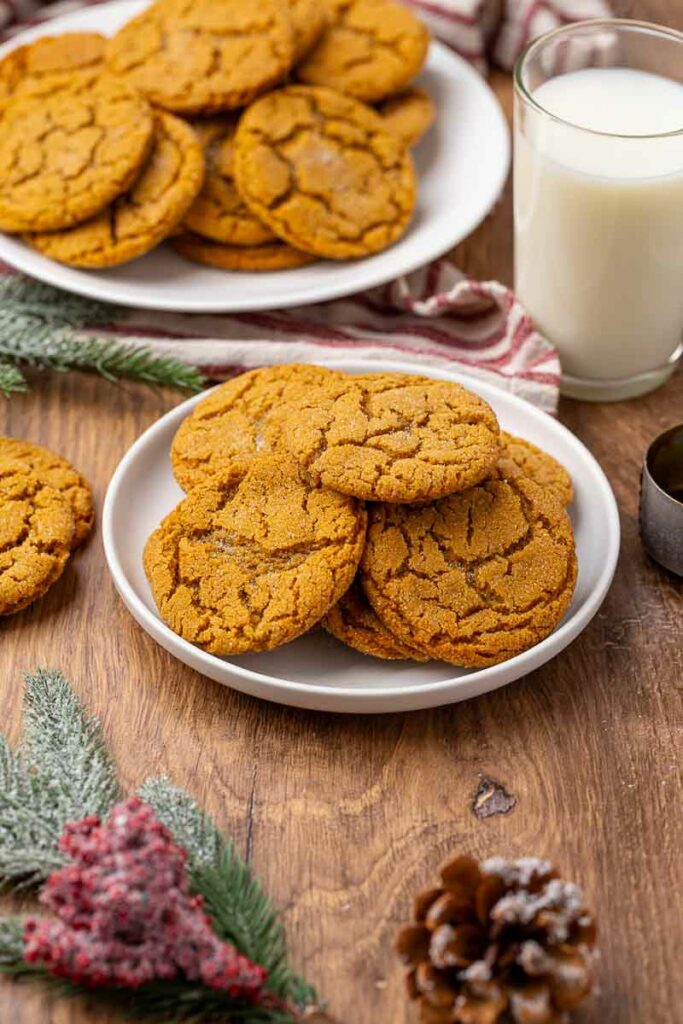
0, 670, 120, 888
139, 779, 319, 1013
0, 276, 206, 394
0, 360, 28, 397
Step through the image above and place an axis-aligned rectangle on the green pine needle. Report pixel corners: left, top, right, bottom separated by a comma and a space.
0, 670, 120, 887
0, 277, 205, 395
0, 360, 29, 397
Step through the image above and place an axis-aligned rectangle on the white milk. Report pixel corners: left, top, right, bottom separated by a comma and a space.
514, 68, 683, 396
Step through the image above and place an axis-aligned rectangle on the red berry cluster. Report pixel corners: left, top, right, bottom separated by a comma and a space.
24, 797, 267, 997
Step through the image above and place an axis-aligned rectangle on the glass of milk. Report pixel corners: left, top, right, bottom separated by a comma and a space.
514, 20, 683, 401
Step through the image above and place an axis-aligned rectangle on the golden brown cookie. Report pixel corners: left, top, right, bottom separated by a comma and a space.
171, 364, 343, 492
297, 0, 429, 103
170, 232, 315, 271
233, 85, 417, 260
279, 372, 501, 503
105, 0, 294, 114
0, 73, 154, 233
287, 0, 328, 62
361, 476, 577, 667
143, 454, 367, 655
498, 432, 573, 507
378, 87, 435, 148
0, 462, 75, 616
183, 119, 275, 246
0, 437, 94, 549
0, 32, 105, 106
323, 575, 429, 661
26, 112, 205, 268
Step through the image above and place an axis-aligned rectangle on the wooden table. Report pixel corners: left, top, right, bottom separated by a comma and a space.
1, 2, 681, 1021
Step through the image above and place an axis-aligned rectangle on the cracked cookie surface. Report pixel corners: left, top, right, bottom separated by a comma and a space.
183, 119, 275, 246
0, 462, 75, 616
105, 0, 294, 114
297, 0, 429, 102
498, 432, 573, 507
0, 437, 94, 548
144, 454, 368, 655
378, 87, 435, 148
233, 85, 417, 260
0, 32, 105, 107
361, 476, 577, 667
287, 0, 328, 62
26, 112, 205, 268
0, 73, 154, 233
279, 372, 501, 503
171, 233, 313, 272
171, 364, 343, 492
323, 575, 429, 661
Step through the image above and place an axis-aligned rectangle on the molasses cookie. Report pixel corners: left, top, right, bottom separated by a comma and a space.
0, 32, 105, 106
323, 576, 429, 661
26, 112, 205, 268
378, 87, 435, 148
171, 233, 313, 272
0, 73, 154, 233
498, 432, 573, 507
361, 476, 577, 667
279, 372, 501, 503
287, 0, 328, 62
233, 85, 417, 260
143, 455, 367, 655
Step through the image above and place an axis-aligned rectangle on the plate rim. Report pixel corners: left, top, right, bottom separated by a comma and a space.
102, 360, 621, 711
0, 0, 510, 313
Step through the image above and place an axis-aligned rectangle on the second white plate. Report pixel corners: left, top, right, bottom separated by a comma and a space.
0, 0, 510, 313
103, 360, 620, 713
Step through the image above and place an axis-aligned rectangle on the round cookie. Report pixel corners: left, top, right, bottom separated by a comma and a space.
279, 372, 501, 503
498, 432, 573, 507
0, 33, 105, 107
0, 73, 154, 233
233, 85, 417, 260
143, 454, 368, 655
26, 113, 205, 268
170, 233, 314, 272
183, 119, 275, 246
361, 476, 578, 667
378, 87, 435, 148
323, 576, 429, 661
0, 462, 75, 616
171, 363, 343, 492
105, 0, 294, 115
297, 0, 430, 103
287, 0, 328, 62
0, 437, 94, 549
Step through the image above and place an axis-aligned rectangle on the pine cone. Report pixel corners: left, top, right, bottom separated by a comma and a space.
395, 855, 597, 1024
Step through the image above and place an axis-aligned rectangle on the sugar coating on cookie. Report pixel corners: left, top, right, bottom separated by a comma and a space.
143, 455, 368, 655
183, 119, 275, 246
105, 0, 294, 114
498, 432, 573, 507
233, 85, 417, 260
279, 372, 501, 503
171, 233, 313, 272
297, 0, 429, 103
0, 32, 105, 106
323, 576, 429, 661
27, 112, 205, 268
378, 87, 435, 148
361, 476, 577, 667
171, 364, 344, 492
0, 463, 75, 616
0, 73, 154, 233
0, 437, 94, 548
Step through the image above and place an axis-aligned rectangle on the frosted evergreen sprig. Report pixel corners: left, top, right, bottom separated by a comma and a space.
0, 669, 120, 887
0, 277, 205, 396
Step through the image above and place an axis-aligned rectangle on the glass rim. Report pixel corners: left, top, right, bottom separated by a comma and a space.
514, 18, 683, 140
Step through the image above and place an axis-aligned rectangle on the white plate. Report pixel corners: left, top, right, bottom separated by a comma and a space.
103, 360, 620, 713
0, 0, 509, 313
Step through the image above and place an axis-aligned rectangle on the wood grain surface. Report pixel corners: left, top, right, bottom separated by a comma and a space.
1, 2, 681, 1022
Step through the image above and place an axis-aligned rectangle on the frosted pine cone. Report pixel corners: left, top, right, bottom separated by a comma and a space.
395, 855, 597, 1024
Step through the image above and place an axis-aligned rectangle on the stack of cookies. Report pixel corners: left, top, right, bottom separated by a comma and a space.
0, 0, 434, 271
0, 438, 94, 616
143, 365, 577, 667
